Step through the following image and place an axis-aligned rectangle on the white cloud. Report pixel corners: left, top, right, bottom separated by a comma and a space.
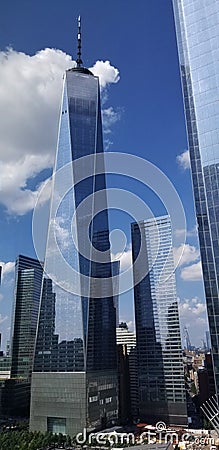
174, 226, 198, 239
102, 106, 122, 150
179, 297, 206, 316
173, 243, 200, 268
177, 149, 190, 170
127, 320, 135, 331
187, 226, 198, 238
179, 296, 208, 347
102, 107, 121, 135
180, 261, 203, 281
90, 60, 120, 89
53, 216, 71, 250
0, 49, 120, 215
112, 248, 132, 272
174, 228, 186, 238
36, 178, 52, 208
174, 243, 203, 282
195, 317, 207, 325
0, 261, 15, 276
90, 61, 121, 141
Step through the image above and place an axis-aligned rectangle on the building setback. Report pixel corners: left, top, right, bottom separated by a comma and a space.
131, 216, 187, 425
172, 0, 219, 399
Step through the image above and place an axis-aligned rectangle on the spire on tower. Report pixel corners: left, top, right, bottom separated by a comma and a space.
76, 15, 83, 68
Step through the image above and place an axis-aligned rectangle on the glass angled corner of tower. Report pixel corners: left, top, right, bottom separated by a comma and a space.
172, 0, 219, 400
30, 24, 118, 436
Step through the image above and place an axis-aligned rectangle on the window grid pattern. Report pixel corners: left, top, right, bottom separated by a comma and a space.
11, 255, 43, 381
132, 216, 186, 424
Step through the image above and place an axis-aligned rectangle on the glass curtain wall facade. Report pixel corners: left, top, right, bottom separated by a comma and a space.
11, 255, 43, 381
30, 67, 118, 436
132, 216, 187, 425
172, 0, 219, 398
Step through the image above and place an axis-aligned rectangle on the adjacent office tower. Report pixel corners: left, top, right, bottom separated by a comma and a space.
1, 255, 43, 418
11, 255, 43, 381
132, 216, 187, 425
30, 20, 118, 436
172, 0, 219, 398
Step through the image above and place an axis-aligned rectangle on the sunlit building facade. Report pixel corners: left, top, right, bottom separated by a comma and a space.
172, 0, 219, 398
30, 62, 118, 434
132, 216, 187, 425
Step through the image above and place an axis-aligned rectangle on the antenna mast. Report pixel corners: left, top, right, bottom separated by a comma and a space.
76, 16, 83, 67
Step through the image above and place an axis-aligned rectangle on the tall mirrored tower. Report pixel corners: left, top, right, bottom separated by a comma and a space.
30, 20, 118, 435
172, 0, 219, 399
132, 216, 187, 425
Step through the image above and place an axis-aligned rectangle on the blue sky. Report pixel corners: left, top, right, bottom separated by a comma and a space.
0, 0, 208, 349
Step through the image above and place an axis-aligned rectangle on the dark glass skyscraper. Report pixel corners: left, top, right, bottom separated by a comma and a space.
132, 216, 187, 425
172, 0, 219, 399
30, 26, 118, 435
11, 255, 43, 381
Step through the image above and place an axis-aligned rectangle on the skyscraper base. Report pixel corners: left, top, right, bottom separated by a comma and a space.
30, 371, 118, 436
